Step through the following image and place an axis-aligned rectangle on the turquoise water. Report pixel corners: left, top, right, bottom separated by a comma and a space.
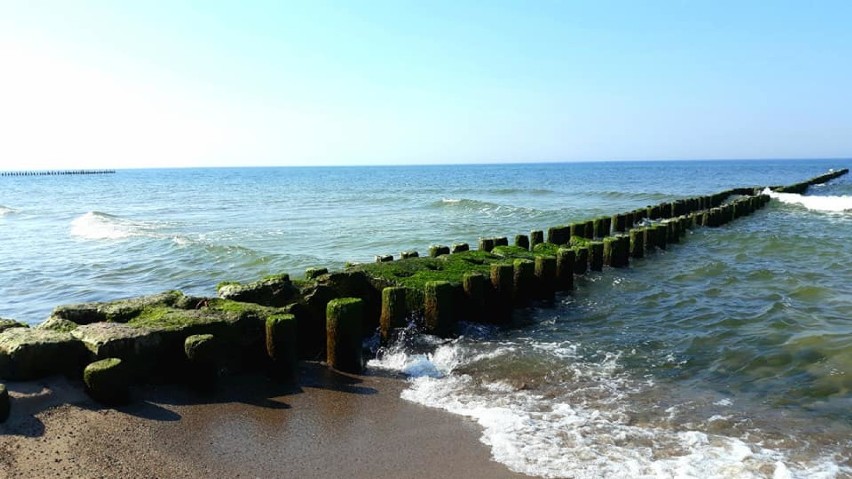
1, 159, 851, 477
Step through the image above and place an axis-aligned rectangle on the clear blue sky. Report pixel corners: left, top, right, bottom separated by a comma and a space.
1, 0, 850, 169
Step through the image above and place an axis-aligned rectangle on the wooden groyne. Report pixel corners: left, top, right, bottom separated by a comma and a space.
0, 169, 115, 177
0, 168, 847, 412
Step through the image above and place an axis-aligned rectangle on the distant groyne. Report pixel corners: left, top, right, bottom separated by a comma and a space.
0, 169, 115, 177
0, 168, 847, 414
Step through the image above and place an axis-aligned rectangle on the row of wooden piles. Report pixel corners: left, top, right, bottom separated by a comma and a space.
326, 191, 773, 373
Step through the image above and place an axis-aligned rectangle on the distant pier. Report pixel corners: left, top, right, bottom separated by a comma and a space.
0, 169, 115, 177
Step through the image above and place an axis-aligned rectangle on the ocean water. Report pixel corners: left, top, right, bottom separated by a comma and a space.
2, 159, 851, 477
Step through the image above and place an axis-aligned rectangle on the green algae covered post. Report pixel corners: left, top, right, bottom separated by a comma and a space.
574, 246, 589, 275
400, 251, 419, 259
451, 243, 469, 254
326, 298, 364, 373
612, 214, 626, 233
667, 221, 679, 244
547, 226, 570, 246
569, 223, 585, 239
0, 383, 9, 422
265, 315, 298, 382
463, 273, 487, 324
185, 333, 220, 389
589, 241, 604, 272
494, 237, 509, 247
380, 287, 407, 344
530, 230, 544, 250
84, 358, 130, 405
556, 248, 575, 291
583, 220, 595, 239
490, 263, 514, 324
625, 212, 635, 230
478, 238, 495, 252
534, 256, 557, 300
424, 281, 455, 336
305, 267, 328, 279
629, 228, 645, 258
513, 259, 535, 306
515, 234, 530, 249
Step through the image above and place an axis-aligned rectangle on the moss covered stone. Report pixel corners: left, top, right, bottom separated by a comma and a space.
380, 287, 408, 344
326, 298, 364, 373
0, 319, 27, 334
0, 328, 86, 380
266, 315, 298, 382
0, 383, 8, 423
51, 290, 186, 325
71, 322, 163, 378
83, 358, 130, 405
217, 275, 300, 307
36, 317, 78, 333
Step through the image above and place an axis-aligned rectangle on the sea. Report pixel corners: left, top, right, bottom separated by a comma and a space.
1, 159, 850, 478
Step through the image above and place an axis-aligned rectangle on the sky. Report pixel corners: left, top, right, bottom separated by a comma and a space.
1, 1, 850, 170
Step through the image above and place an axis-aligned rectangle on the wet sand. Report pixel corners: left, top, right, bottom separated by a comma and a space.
0, 363, 530, 479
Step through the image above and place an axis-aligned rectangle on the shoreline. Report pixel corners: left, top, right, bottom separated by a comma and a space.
0, 362, 530, 479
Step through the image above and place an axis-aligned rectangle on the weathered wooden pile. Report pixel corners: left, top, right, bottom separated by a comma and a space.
0, 169, 846, 416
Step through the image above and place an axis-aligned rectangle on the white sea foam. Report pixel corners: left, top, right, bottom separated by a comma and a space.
0, 205, 15, 216
370, 338, 848, 479
763, 188, 852, 213
70, 211, 159, 240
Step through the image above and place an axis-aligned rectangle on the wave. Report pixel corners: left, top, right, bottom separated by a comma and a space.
368, 336, 847, 479
70, 211, 165, 240
763, 188, 852, 213
432, 198, 546, 218
0, 205, 16, 216
596, 191, 673, 202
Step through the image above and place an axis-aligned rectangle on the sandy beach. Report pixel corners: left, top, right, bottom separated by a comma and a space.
0, 363, 529, 479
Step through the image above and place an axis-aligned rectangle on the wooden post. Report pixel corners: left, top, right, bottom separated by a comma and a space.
451, 243, 469, 254
530, 230, 544, 250
463, 273, 487, 324
515, 234, 530, 250
629, 228, 644, 258
513, 259, 535, 306
490, 263, 514, 324
574, 247, 589, 275
379, 287, 407, 344
326, 298, 364, 373
534, 256, 557, 300
556, 248, 575, 291
265, 316, 298, 383
479, 238, 495, 252
589, 241, 604, 271
0, 383, 9, 423
424, 281, 454, 336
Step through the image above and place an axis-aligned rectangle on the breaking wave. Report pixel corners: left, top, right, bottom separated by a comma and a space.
0, 205, 16, 216
70, 211, 163, 240
368, 335, 849, 479
763, 188, 852, 213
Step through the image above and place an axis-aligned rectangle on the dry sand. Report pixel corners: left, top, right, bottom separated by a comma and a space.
0, 363, 530, 479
